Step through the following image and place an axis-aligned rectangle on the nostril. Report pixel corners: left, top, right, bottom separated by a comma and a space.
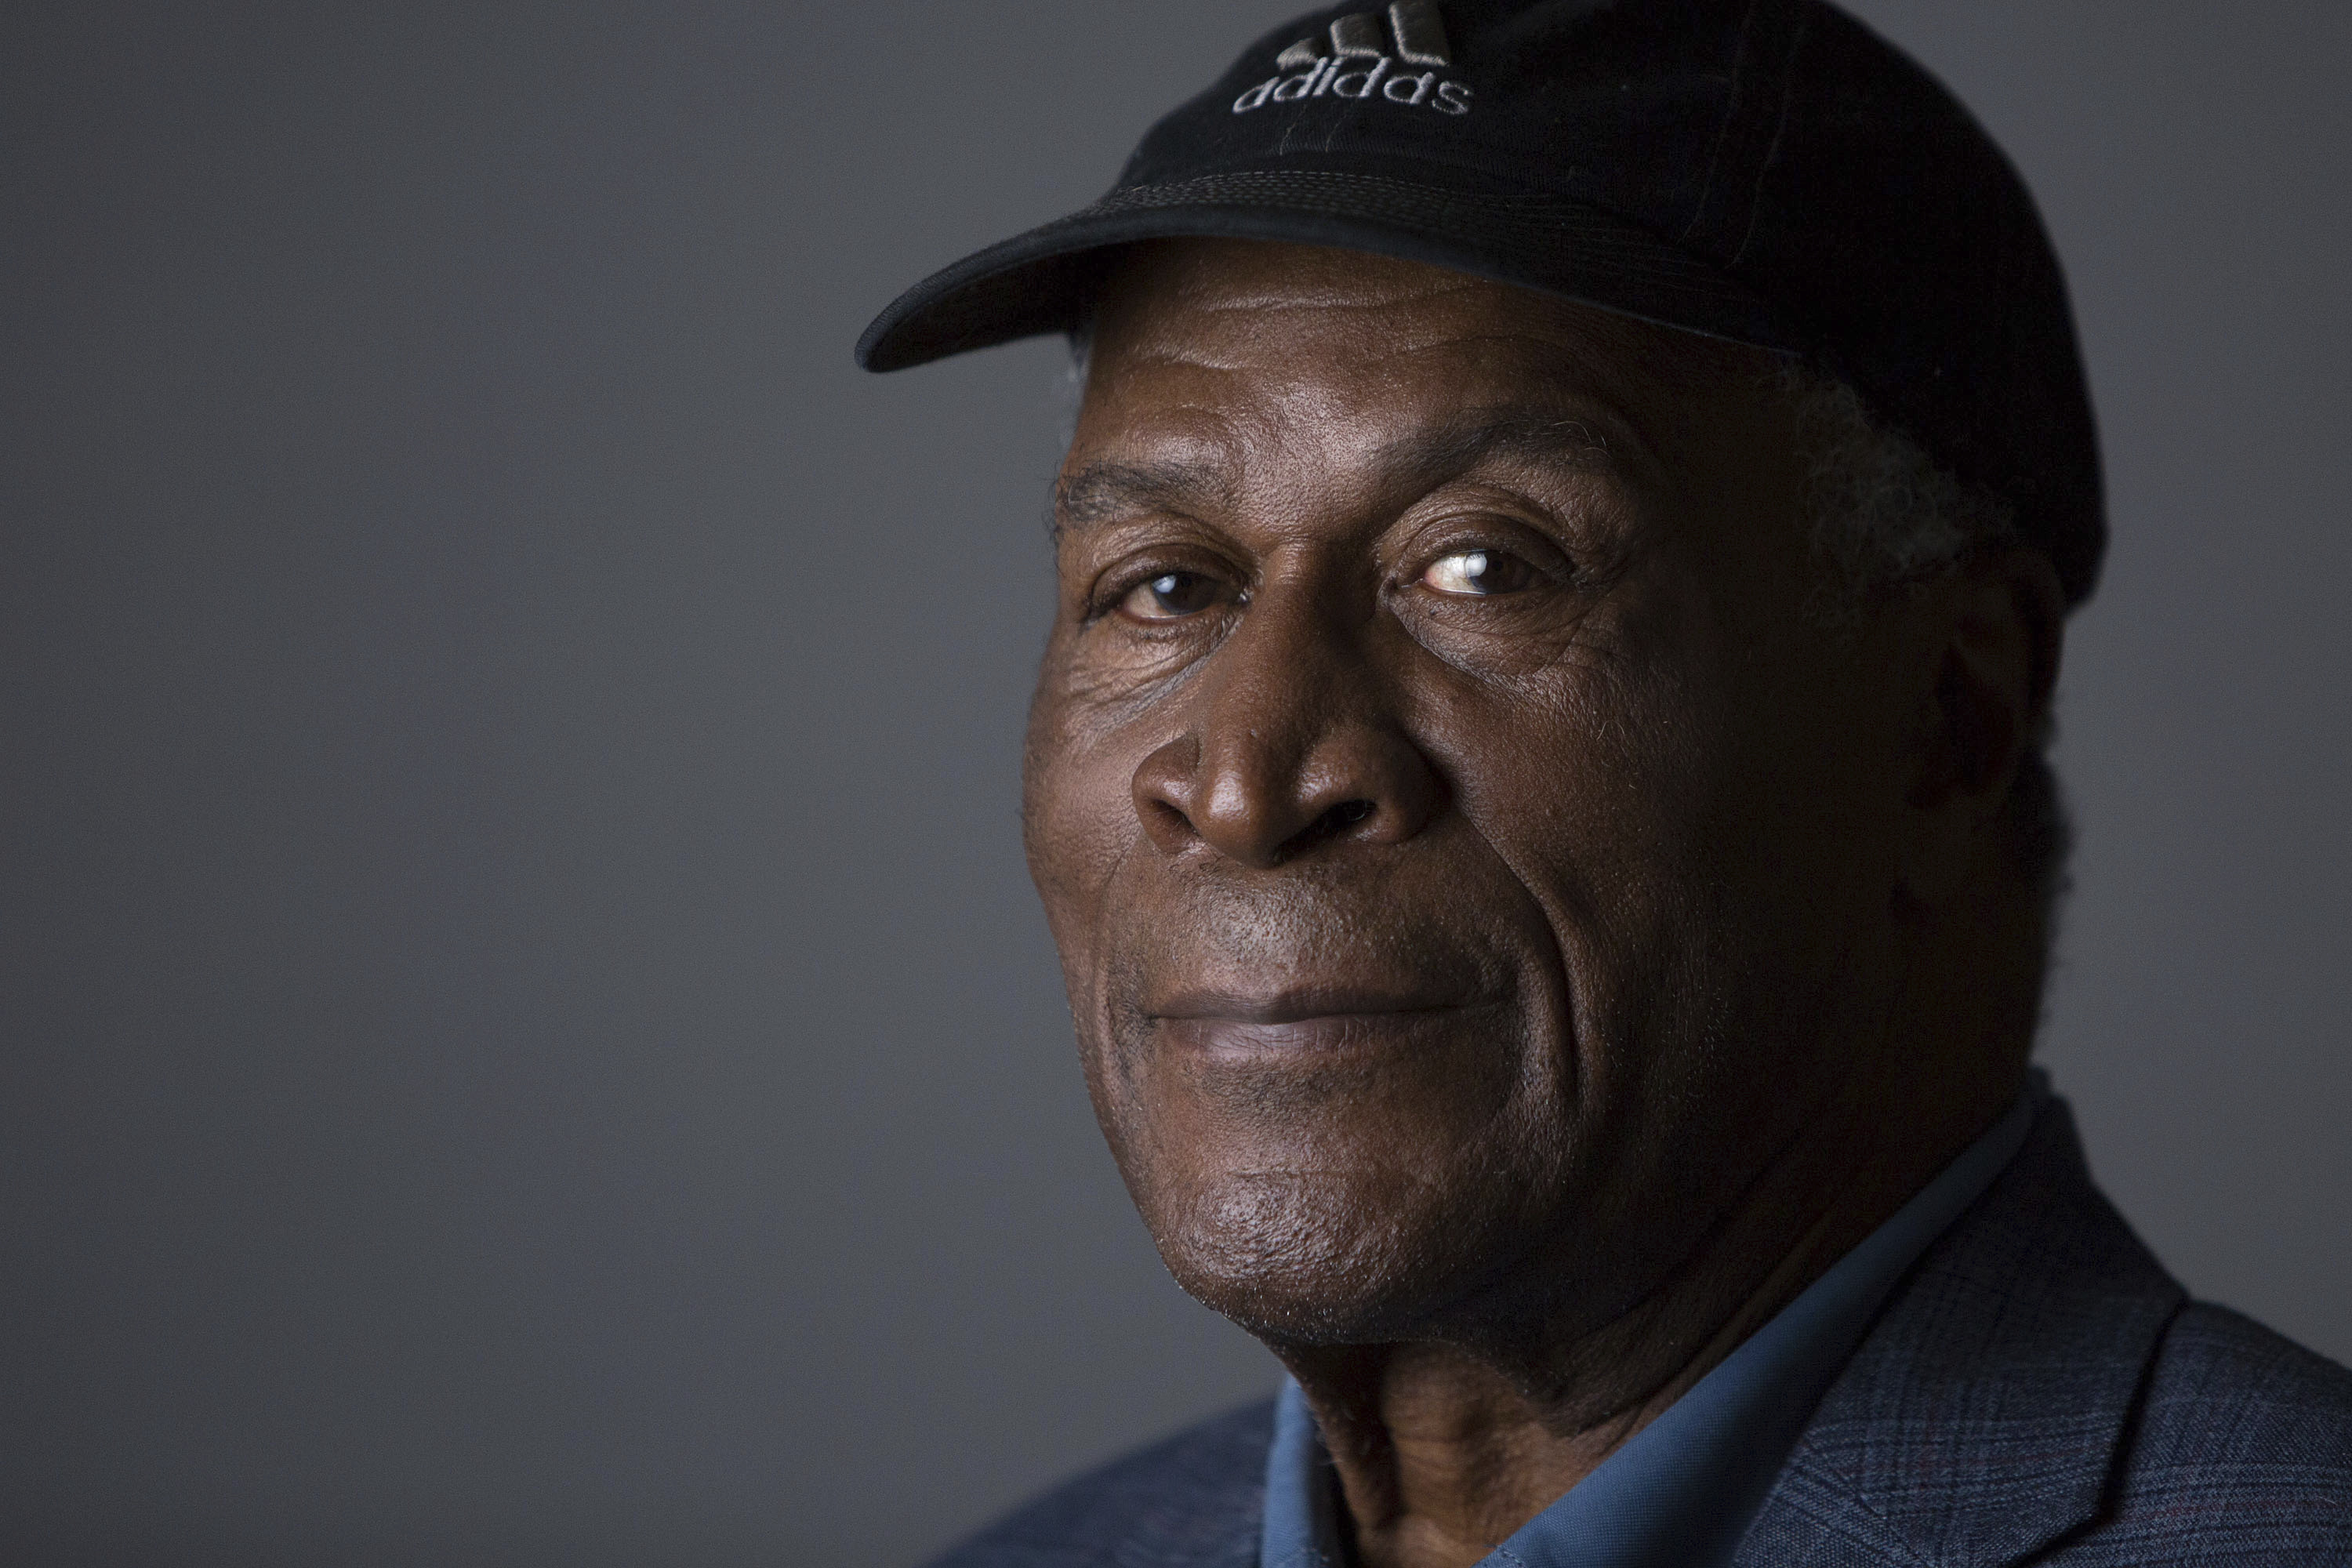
1143, 797, 1196, 844
1273, 798, 1377, 861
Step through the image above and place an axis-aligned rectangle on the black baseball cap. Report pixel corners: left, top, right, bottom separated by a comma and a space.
856, 0, 2105, 606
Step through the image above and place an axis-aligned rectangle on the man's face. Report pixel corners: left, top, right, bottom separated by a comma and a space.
1023, 240, 1926, 1347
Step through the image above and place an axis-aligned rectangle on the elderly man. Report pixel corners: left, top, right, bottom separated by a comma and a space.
858, 3, 2352, 1565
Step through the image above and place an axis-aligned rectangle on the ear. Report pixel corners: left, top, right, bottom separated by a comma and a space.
1896, 547, 2066, 909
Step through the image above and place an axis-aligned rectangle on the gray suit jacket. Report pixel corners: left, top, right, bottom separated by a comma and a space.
929, 1098, 2352, 1565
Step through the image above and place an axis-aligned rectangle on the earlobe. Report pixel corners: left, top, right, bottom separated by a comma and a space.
1897, 550, 2066, 908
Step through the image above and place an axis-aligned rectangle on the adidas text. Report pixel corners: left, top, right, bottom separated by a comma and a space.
1234, 3, 1472, 117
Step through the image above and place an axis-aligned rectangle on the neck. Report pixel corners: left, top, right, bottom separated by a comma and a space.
1271, 1051, 2026, 1568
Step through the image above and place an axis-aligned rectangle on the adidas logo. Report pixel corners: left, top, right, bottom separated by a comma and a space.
1232, 2, 1472, 117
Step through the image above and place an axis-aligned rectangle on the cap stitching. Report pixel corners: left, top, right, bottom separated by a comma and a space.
1676, 0, 1765, 248
1726, 8, 1809, 270
1066, 172, 1769, 303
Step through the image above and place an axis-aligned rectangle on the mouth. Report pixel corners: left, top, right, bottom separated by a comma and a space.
1144, 985, 1498, 1054
1149, 986, 1467, 1025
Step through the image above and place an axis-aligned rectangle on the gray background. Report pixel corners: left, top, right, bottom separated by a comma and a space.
3, 2, 2344, 1563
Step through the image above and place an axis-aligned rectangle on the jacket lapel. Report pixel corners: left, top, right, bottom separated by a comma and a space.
1730, 1095, 2184, 1567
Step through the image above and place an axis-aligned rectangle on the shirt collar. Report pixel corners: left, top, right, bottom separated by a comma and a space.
1260, 1087, 2040, 1568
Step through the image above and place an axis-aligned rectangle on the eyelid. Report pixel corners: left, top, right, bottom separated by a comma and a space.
1087, 554, 1243, 623
1393, 517, 1577, 590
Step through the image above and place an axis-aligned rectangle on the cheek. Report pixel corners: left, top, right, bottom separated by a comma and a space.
1022, 706, 1149, 1192
1423, 620, 1725, 954
1020, 671, 1145, 963
1433, 601, 1900, 1245
1410, 609, 1778, 1164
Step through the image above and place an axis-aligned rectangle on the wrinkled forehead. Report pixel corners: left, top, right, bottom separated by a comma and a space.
1075, 238, 1780, 475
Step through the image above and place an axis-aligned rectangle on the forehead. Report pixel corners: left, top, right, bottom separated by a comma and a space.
1076, 239, 1774, 476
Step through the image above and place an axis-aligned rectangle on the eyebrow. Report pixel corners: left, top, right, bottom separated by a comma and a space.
1052, 459, 1231, 541
1372, 408, 1620, 490
1050, 407, 1625, 539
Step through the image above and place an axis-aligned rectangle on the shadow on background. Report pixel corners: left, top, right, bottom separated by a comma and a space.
2, 2, 2345, 1563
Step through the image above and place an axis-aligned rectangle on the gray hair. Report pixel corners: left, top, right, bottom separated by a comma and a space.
1784, 370, 2019, 597
1782, 366, 2071, 916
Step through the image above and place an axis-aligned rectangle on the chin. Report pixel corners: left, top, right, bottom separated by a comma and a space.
1139, 1167, 1515, 1345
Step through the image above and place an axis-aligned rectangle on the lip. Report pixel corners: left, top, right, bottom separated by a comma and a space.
1148, 994, 1499, 1058
1146, 986, 1477, 1025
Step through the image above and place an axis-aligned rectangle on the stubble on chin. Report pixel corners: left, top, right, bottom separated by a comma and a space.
1090, 1030, 1560, 1345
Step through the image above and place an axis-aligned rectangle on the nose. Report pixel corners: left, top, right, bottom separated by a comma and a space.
1131, 592, 1445, 869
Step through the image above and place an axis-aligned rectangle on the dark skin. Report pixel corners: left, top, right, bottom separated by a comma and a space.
1021, 239, 2065, 1568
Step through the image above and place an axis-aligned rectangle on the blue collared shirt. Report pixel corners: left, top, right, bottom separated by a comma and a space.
1260, 1089, 2038, 1568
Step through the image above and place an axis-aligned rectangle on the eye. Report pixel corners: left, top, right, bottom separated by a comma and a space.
1117, 570, 1226, 622
1417, 549, 1541, 597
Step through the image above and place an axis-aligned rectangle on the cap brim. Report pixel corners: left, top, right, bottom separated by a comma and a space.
856, 166, 1805, 372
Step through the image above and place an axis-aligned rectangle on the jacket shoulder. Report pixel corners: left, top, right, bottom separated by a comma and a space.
924, 1398, 1273, 1568
2045, 1302, 2352, 1563
1734, 1097, 2352, 1567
